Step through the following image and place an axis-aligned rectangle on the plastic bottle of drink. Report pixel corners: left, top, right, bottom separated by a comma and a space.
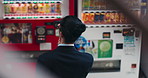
45, 3, 50, 13
4, 4, 10, 14
22, 4, 28, 14
56, 3, 61, 14
28, 31, 32, 43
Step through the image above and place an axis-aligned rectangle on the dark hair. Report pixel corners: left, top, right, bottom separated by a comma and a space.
60, 16, 86, 43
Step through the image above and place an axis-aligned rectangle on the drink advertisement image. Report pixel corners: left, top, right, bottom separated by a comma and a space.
74, 36, 98, 57
75, 36, 113, 58
98, 40, 113, 58
74, 36, 87, 52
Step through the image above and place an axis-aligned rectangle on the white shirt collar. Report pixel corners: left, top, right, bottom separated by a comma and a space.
58, 44, 74, 46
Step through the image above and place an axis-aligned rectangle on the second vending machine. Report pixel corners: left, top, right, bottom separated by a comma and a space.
76, 0, 142, 78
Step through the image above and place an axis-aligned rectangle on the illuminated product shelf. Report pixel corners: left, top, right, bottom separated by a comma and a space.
3, 1, 62, 19
2, 0, 62, 3
81, 10, 140, 25
85, 24, 133, 28
3, 1, 62, 4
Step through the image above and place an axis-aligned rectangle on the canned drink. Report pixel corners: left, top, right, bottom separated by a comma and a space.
94, 12, 100, 24
105, 12, 111, 23
82, 13, 90, 24
99, 12, 105, 23
89, 13, 95, 24
114, 12, 120, 23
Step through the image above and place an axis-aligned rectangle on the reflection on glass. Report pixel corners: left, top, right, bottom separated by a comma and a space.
0, 23, 32, 44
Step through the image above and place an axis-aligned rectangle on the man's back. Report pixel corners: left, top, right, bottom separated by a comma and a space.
37, 46, 93, 78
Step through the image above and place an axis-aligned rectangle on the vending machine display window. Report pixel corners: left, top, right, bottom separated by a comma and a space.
0, 23, 32, 44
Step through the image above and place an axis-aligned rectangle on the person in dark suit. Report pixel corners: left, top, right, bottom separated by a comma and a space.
36, 16, 94, 78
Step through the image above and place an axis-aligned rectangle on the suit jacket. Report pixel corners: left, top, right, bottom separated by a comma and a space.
36, 46, 94, 78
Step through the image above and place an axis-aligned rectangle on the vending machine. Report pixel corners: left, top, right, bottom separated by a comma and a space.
76, 0, 142, 78
0, 0, 74, 77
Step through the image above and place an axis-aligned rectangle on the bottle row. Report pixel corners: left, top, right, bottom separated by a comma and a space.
3, 1, 61, 4
82, 12, 131, 24
82, 0, 140, 10
4, 3, 61, 14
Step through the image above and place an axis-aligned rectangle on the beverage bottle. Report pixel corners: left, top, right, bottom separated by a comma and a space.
28, 4, 33, 13
104, 12, 109, 23
10, 4, 15, 13
83, 0, 90, 10
110, 12, 115, 23
85, 13, 90, 24
4, 4, 10, 14
101, 0, 106, 10
82, 13, 86, 23
22, 4, 28, 14
119, 12, 125, 23
45, 3, 50, 13
51, 3, 56, 13
86, 40, 92, 53
114, 12, 120, 23
28, 31, 32, 43
99, 12, 105, 23
33, 4, 39, 13
16, 4, 22, 14
90, 0, 95, 10
94, 12, 100, 24
96, 0, 101, 10
56, 3, 61, 14
89, 13, 95, 24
